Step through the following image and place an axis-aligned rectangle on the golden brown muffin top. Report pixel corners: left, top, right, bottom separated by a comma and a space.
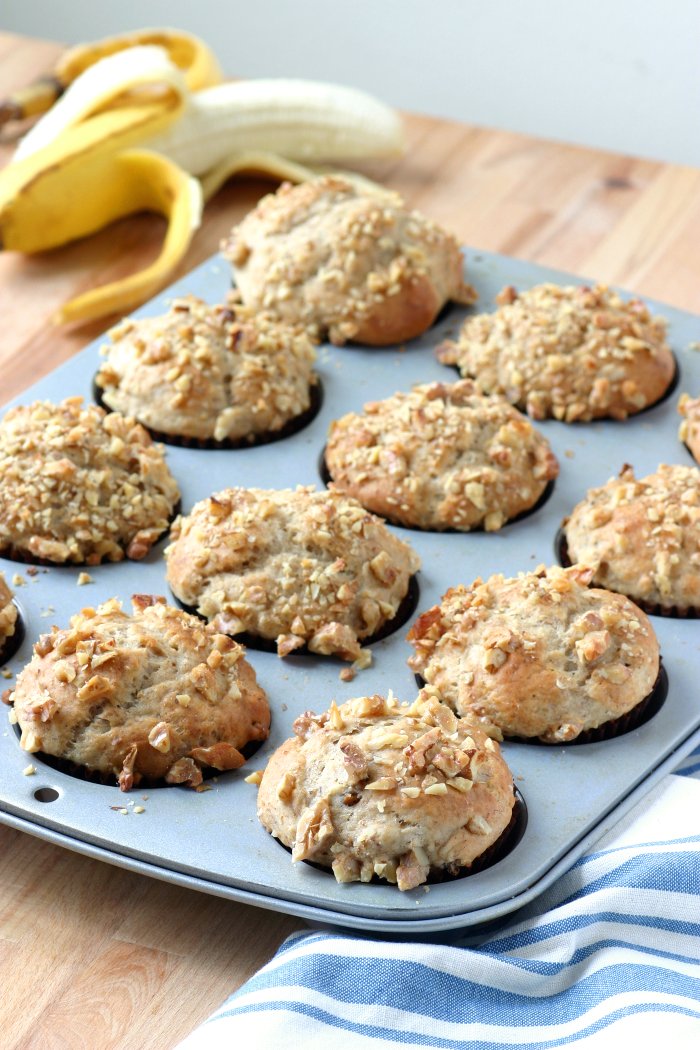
437, 283, 674, 421
0, 572, 17, 648
564, 463, 700, 610
0, 397, 180, 564
96, 296, 317, 442
166, 486, 420, 662
10, 595, 269, 789
223, 176, 476, 346
408, 564, 660, 743
678, 393, 700, 464
325, 380, 558, 530
256, 691, 514, 890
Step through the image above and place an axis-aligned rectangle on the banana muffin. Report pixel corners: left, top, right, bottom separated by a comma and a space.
223, 176, 477, 346
437, 283, 675, 421
256, 690, 516, 890
678, 393, 700, 463
408, 564, 660, 743
95, 296, 318, 444
10, 595, 270, 789
562, 463, 700, 613
325, 380, 558, 530
0, 397, 180, 564
0, 573, 17, 657
166, 486, 420, 661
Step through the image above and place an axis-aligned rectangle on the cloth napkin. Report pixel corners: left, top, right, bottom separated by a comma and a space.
177, 749, 700, 1049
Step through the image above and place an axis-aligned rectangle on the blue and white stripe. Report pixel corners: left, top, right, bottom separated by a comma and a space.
178, 765, 700, 1050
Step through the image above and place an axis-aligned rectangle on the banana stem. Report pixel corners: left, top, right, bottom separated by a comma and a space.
0, 76, 63, 126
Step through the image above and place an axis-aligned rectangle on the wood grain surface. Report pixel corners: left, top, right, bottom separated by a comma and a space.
0, 29, 699, 1050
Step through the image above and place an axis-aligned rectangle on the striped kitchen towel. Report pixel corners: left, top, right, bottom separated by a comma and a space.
178, 753, 700, 1049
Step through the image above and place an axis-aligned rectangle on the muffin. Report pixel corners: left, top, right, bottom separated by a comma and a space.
563, 463, 700, 613
223, 176, 476, 346
10, 595, 270, 789
95, 296, 318, 445
0, 573, 17, 657
256, 691, 516, 890
678, 393, 700, 463
165, 486, 421, 661
437, 283, 675, 421
325, 380, 558, 530
407, 564, 660, 743
0, 397, 180, 564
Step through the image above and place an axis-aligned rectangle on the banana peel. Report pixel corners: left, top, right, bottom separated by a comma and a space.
0, 101, 186, 253
55, 28, 222, 93
53, 150, 202, 325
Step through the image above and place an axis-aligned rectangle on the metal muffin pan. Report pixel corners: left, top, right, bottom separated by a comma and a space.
1, 248, 699, 936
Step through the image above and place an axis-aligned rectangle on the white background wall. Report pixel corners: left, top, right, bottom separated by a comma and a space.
3, 0, 698, 166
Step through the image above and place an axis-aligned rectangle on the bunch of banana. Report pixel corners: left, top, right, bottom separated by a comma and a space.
0, 30, 403, 325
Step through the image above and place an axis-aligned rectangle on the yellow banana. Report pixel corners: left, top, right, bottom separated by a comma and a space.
0, 27, 221, 126
0, 101, 186, 252
0, 37, 404, 325
144, 79, 404, 175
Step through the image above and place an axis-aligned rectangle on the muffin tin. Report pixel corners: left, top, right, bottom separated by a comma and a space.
1, 248, 699, 936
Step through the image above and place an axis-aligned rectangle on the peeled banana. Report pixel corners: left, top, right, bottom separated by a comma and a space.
0, 33, 404, 325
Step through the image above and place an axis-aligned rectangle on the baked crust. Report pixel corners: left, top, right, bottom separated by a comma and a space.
407, 564, 660, 743
165, 486, 420, 661
678, 393, 700, 463
223, 176, 476, 346
11, 595, 270, 789
325, 380, 558, 530
437, 283, 675, 421
0, 573, 17, 648
0, 397, 180, 564
256, 691, 515, 890
96, 296, 317, 442
563, 463, 700, 610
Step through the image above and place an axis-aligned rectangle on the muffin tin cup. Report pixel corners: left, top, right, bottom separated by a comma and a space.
414, 662, 667, 745
319, 448, 557, 533
93, 375, 324, 451
556, 528, 700, 619
0, 500, 181, 570
1, 248, 700, 936
171, 574, 421, 656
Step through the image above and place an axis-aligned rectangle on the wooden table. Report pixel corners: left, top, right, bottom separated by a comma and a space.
1, 30, 699, 1050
